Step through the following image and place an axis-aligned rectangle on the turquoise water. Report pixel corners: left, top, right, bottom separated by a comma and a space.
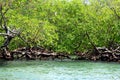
0, 60, 120, 80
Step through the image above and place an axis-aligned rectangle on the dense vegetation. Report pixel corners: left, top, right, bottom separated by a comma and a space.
0, 0, 120, 54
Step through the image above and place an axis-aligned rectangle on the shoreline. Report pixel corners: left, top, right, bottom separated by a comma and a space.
0, 46, 120, 63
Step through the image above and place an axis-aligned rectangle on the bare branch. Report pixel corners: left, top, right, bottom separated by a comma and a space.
0, 33, 9, 36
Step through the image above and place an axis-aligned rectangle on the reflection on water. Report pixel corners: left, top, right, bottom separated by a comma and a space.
0, 60, 120, 80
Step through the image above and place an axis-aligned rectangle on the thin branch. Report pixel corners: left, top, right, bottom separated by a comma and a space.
0, 33, 10, 36
18, 35, 30, 47
0, 4, 9, 30
86, 31, 100, 54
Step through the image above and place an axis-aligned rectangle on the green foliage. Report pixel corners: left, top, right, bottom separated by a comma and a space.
0, 0, 120, 53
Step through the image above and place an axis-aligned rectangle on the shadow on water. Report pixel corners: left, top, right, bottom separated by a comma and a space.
0, 59, 73, 68
0, 60, 119, 67
0, 60, 7, 67
0, 60, 66, 68
0, 60, 42, 68
0, 60, 93, 68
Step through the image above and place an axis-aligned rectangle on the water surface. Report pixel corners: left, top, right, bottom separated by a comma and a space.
0, 60, 120, 80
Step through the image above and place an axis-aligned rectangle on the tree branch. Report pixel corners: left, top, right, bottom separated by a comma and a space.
86, 31, 100, 55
